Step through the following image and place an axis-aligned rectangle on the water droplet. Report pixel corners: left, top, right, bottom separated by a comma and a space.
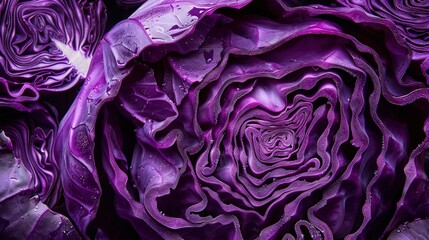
203, 50, 214, 64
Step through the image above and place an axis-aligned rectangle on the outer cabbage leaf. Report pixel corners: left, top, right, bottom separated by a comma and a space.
116, 65, 178, 124
0, 0, 106, 102
54, 0, 251, 238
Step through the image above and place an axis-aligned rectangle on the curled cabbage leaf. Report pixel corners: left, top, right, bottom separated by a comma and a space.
55, 0, 429, 239
0, 0, 106, 102
270, 0, 429, 83
336, 0, 429, 62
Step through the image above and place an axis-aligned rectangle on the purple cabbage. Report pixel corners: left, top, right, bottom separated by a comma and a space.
1, 0, 429, 239
54, 0, 429, 239
0, 0, 106, 102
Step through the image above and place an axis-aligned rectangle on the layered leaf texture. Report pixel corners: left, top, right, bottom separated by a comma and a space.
0, 0, 106, 101
53, 0, 429, 239
2, 0, 429, 239
0, 103, 79, 239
